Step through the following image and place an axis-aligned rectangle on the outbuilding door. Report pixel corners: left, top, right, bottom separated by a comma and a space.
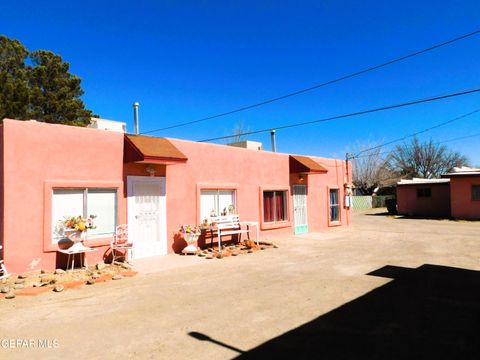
127, 176, 167, 259
293, 184, 308, 235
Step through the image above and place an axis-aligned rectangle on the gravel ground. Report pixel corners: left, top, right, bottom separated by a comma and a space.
1, 209, 479, 359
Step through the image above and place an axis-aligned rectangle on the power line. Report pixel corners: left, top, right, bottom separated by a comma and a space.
198, 87, 480, 142
140, 29, 480, 135
351, 108, 480, 159
351, 132, 480, 160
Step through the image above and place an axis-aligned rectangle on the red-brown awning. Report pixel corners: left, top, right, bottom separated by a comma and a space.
124, 135, 188, 165
289, 155, 328, 174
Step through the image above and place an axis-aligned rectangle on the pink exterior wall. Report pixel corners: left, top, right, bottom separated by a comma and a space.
449, 176, 480, 219
396, 183, 450, 217
1, 119, 126, 273
1, 119, 351, 273
165, 139, 351, 251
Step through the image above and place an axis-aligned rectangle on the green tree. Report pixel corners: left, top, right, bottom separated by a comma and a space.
0, 35, 94, 125
0, 36, 30, 120
29, 50, 92, 125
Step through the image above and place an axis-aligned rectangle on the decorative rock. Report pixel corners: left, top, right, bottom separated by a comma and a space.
96, 262, 106, 271
53, 284, 64, 292
13, 284, 25, 290
44, 277, 56, 285
120, 262, 132, 270
231, 252, 239, 256
86, 279, 96, 285
18, 274, 28, 279
273, 244, 279, 248
198, 252, 206, 257
34, 282, 49, 287
54, 269, 66, 275
247, 250, 253, 253
112, 274, 123, 280
5, 292, 15, 299
14, 278, 25, 284
260, 246, 266, 250
1, 286, 10, 293
40, 269, 46, 274
205, 254, 214, 259
91, 273, 100, 279
1, 278, 7, 284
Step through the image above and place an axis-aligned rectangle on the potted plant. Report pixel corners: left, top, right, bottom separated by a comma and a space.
62, 215, 96, 249
179, 224, 201, 254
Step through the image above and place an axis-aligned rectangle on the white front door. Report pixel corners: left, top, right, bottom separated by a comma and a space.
127, 176, 167, 259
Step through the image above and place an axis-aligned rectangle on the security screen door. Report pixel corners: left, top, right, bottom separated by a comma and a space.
127, 176, 167, 258
293, 185, 308, 235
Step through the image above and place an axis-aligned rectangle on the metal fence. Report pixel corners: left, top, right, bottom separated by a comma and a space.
352, 195, 395, 211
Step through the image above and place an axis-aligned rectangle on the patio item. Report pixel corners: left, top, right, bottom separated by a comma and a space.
0, 245, 9, 279
212, 215, 259, 252
57, 244, 97, 271
179, 225, 200, 255
110, 224, 133, 264
182, 232, 199, 255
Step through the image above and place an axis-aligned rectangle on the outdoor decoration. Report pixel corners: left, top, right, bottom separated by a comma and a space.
179, 225, 201, 255
62, 215, 96, 250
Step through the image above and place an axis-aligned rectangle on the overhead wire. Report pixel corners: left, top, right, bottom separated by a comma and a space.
350, 108, 480, 159
197, 87, 480, 142
350, 132, 480, 160
140, 29, 480, 135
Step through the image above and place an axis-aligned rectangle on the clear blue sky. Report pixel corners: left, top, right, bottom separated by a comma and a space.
2, 0, 480, 164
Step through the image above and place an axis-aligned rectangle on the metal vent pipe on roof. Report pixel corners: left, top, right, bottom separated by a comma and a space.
270, 129, 276, 152
133, 102, 140, 134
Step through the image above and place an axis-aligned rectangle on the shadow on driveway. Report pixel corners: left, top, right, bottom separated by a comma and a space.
190, 264, 480, 359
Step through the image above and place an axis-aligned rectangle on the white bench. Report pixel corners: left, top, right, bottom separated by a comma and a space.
210, 215, 259, 251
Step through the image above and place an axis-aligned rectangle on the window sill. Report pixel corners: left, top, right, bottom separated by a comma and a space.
261, 220, 292, 230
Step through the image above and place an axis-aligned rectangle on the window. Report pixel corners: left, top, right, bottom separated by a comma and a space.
329, 189, 340, 222
416, 188, 432, 198
200, 189, 236, 220
263, 191, 288, 223
472, 185, 480, 201
52, 188, 117, 242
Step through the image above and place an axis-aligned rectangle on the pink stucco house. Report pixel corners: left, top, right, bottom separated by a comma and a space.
0, 119, 352, 273
396, 167, 480, 219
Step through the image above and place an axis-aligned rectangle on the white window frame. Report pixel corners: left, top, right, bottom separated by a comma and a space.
52, 188, 118, 242
200, 189, 236, 221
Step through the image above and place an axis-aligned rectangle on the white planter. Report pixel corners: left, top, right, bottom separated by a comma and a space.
182, 232, 199, 255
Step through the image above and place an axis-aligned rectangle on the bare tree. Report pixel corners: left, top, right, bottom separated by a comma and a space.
387, 137, 469, 179
231, 120, 250, 142
351, 145, 394, 195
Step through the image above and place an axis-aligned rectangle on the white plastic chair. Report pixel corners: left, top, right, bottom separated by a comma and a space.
0, 245, 9, 280
110, 225, 133, 264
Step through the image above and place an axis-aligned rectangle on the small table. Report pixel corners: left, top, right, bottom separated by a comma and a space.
239, 221, 260, 246
58, 244, 97, 271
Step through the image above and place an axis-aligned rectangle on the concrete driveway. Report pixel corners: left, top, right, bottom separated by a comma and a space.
1, 210, 479, 359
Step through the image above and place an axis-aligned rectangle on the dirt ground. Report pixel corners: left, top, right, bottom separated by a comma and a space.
1, 209, 479, 359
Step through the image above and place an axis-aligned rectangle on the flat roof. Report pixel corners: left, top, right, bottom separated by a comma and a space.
397, 178, 450, 186
443, 166, 480, 177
